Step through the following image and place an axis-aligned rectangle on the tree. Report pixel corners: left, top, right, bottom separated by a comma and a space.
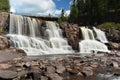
0, 0, 10, 12
69, 0, 120, 25
58, 8, 69, 23
69, 2, 79, 23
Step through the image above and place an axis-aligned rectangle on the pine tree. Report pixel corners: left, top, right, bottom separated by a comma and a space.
0, 0, 10, 12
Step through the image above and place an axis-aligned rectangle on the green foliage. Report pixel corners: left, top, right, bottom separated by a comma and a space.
0, 0, 10, 12
70, 0, 120, 25
98, 22, 120, 29
69, 6, 79, 23
57, 9, 69, 23
98, 22, 120, 35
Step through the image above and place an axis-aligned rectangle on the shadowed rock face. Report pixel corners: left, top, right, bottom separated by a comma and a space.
0, 12, 9, 32
0, 36, 9, 50
60, 22, 80, 51
101, 28, 120, 43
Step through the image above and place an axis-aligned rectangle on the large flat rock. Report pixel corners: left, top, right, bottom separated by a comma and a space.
0, 49, 25, 63
0, 70, 17, 79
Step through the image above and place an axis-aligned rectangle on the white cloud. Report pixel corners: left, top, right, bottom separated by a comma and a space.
69, 1, 73, 5
10, 7, 16, 13
10, 0, 56, 16
65, 10, 70, 16
54, 9, 70, 16
54, 9, 61, 16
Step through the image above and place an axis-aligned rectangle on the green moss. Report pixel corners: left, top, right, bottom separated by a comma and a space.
98, 22, 120, 29
97, 22, 120, 36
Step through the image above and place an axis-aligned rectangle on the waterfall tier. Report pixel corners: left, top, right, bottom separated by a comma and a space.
80, 27, 95, 40
79, 27, 109, 53
8, 14, 109, 55
8, 14, 73, 56
79, 40, 109, 53
93, 27, 108, 43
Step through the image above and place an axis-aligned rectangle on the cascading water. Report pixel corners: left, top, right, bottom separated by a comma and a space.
7, 14, 73, 56
79, 27, 109, 53
93, 27, 108, 43
7, 14, 109, 55
45, 21, 73, 53
80, 27, 95, 40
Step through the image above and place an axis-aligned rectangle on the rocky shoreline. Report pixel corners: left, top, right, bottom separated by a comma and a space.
0, 30, 119, 80
0, 12, 120, 80
0, 48, 119, 80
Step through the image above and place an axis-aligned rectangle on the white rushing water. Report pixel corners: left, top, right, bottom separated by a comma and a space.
8, 14, 109, 55
79, 40, 109, 53
8, 14, 73, 56
80, 27, 95, 40
79, 27, 109, 53
93, 27, 108, 43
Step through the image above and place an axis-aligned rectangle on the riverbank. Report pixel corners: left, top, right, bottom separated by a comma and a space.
0, 48, 119, 80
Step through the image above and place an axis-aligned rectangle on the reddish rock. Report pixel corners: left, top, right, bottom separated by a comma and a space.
60, 22, 80, 50
0, 12, 9, 31
0, 70, 17, 79
41, 76, 48, 80
0, 63, 12, 69
110, 62, 119, 68
46, 66, 55, 74
56, 65, 65, 74
48, 73, 63, 80
81, 67, 93, 77
0, 36, 9, 50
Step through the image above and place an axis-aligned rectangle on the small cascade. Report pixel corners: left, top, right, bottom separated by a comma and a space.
7, 14, 73, 56
9, 14, 41, 37
7, 34, 52, 56
79, 40, 109, 53
79, 27, 109, 53
93, 27, 108, 43
80, 27, 95, 40
45, 21, 73, 53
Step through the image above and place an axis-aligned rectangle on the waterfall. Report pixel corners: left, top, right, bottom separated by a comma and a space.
79, 40, 109, 53
93, 27, 108, 43
79, 27, 109, 53
45, 21, 73, 53
7, 14, 73, 56
8, 14, 109, 55
80, 27, 95, 40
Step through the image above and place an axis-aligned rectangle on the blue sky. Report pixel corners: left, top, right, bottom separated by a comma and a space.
10, 0, 72, 16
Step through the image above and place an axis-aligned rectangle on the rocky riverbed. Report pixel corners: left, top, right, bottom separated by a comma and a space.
0, 48, 119, 80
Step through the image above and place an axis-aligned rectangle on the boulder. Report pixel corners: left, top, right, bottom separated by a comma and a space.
60, 22, 80, 50
0, 63, 12, 69
0, 70, 17, 79
56, 65, 65, 74
41, 76, 48, 80
47, 73, 63, 80
0, 36, 9, 50
81, 67, 93, 77
110, 62, 119, 68
109, 42, 120, 50
0, 12, 9, 32
46, 66, 55, 74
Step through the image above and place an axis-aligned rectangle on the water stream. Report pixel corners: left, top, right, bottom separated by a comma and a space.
7, 14, 109, 55
79, 27, 109, 53
7, 14, 73, 56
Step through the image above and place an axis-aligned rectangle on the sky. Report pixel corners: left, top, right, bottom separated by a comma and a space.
10, 0, 72, 16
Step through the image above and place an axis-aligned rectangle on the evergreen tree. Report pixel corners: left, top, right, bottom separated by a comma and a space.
0, 0, 10, 12
69, 0, 120, 25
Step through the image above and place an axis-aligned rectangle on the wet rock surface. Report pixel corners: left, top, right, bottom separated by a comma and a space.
0, 12, 9, 32
0, 49, 120, 80
60, 22, 80, 50
0, 36, 9, 50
